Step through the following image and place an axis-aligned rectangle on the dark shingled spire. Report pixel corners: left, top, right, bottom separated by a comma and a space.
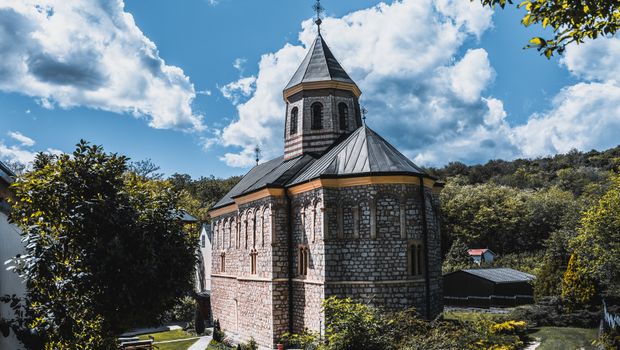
284, 34, 356, 90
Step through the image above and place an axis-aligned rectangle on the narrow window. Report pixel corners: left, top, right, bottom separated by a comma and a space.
201, 234, 206, 248
311, 103, 323, 130
298, 246, 309, 276
220, 252, 226, 273
290, 107, 298, 135
250, 249, 258, 275
338, 103, 348, 130
408, 241, 424, 277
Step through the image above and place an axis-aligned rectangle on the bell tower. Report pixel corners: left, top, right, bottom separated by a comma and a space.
283, 2, 362, 160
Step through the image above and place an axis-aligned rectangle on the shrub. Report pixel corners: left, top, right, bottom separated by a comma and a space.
509, 297, 600, 327
195, 308, 206, 335
213, 319, 225, 343
236, 337, 258, 350
162, 296, 197, 323
322, 297, 392, 350
280, 329, 320, 350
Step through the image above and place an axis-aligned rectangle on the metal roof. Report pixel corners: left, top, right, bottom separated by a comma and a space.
211, 126, 430, 211
284, 33, 356, 90
211, 155, 316, 210
289, 126, 426, 185
0, 160, 15, 185
462, 268, 536, 284
468, 248, 495, 256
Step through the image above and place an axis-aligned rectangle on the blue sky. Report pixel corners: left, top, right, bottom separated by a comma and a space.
1, 0, 619, 179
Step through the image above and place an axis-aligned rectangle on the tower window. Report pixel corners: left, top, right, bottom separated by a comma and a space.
220, 252, 226, 273
311, 103, 323, 130
298, 246, 309, 276
408, 241, 424, 277
338, 103, 348, 130
290, 107, 298, 135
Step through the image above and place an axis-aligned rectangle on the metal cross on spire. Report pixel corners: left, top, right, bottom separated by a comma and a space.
313, 0, 324, 33
361, 106, 368, 125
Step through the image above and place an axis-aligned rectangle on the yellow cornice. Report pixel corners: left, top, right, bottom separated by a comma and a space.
235, 188, 285, 206
283, 81, 362, 101
209, 188, 285, 218
287, 176, 436, 195
210, 176, 436, 218
209, 204, 238, 218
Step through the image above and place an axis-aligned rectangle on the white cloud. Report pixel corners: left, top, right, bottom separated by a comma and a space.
0, 0, 204, 131
8, 131, 35, 147
509, 36, 620, 159
445, 49, 495, 103
0, 132, 64, 167
217, 1, 620, 168
218, 0, 497, 167
513, 82, 620, 158
561, 36, 620, 82
233, 58, 247, 73
219, 76, 257, 105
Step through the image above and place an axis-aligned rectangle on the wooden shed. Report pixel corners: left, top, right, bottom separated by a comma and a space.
443, 268, 535, 308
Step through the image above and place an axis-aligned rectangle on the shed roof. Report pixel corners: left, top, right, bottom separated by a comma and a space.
284, 33, 357, 91
460, 268, 536, 284
468, 248, 495, 256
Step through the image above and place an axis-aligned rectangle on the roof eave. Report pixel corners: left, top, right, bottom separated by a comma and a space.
283, 81, 362, 101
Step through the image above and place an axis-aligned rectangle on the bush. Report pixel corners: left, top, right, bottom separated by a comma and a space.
322, 297, 392, 350
195, 308, 206, 335
280, 329, 320, 350
213, 319, 225, 343
162, 296, 197, 324
509, 297, 600, 327
236, 337, 258, 350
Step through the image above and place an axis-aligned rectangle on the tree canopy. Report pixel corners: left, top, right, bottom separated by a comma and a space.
6, 141, 197, 349
478, 0, 620, 57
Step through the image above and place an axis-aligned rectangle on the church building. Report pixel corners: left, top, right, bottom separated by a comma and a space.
209, 11, 443, 349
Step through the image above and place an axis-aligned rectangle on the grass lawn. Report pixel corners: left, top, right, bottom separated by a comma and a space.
530, 327, 598, 350
155, 339, 198, 350
138, 329, 198, 342
443, 310, 508, 323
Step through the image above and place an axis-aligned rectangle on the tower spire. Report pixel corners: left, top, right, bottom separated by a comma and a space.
313, 0, 324, 34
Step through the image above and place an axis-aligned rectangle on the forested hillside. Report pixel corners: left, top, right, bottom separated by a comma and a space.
429, 145, 620, 301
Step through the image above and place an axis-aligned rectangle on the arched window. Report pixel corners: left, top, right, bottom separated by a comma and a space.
290, 107, 298, 135
338, 103, 348, 130
311, 103, 323, 130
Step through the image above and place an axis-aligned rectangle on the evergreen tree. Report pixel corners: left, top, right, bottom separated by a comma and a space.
443, 237, 474, 273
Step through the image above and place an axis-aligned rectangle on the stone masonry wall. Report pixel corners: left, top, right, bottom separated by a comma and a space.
322, 184, 443, 317
210, 181, 443, 349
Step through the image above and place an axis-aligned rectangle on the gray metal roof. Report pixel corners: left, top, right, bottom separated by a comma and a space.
211, 155, 316, 210
462, 268, 536, 284
211, 126, 431, 211
289, 126, 426, 185
0, 161, 15, 185
284, 34, 356, 90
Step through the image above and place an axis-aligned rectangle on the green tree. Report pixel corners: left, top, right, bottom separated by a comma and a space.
478, 0, 620, 57
443, 237, 474, 273
6, 141, 197, 349
322, 297, 392, 350
570, 172, 620, 300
